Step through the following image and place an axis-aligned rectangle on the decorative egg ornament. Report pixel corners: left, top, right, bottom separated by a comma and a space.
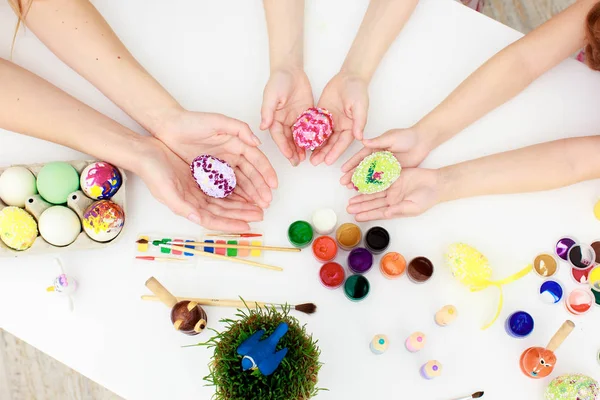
190, 155, 236, 199
292, 107, 334, 150
82, 200, 125, 242
80, 162, 122, 200
545, 374, 599, 400
0, 206, 37, 250
351, 151, 401, 194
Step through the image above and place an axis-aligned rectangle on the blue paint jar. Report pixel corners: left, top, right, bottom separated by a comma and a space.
505, 311, 534, 338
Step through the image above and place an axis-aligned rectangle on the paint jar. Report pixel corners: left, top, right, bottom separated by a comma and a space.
565, 288, 593, 315
347, 247, 373, 274
311, 208, 337, 235
343, 274, 370, 302
319, 262, 345, 289
568, 244, 596, 270
555, 237, 577, 261
571, 265, 594, 284
379, 252, 406, 279
591, 240, 600, 264
364, 226, 390, 254
287, 220, 314, 248
312, 235, 338, 262
589, 266, 600, 286
335, 223, 362, 251
407, 257, 434, 283
532, 253, 559, 278
505, 311, 534, 338
539, 280, 563, 304
591, 282, 600, 307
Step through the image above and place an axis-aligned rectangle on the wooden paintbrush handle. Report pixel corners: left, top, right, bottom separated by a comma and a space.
141, 295, 273, 309
171, 242, 300, 253
546, 320, 575, 352
145, 277, 178, 308
162, 245, 283, 271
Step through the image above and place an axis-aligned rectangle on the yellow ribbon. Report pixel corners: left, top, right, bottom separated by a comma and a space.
469, 264, 533, 330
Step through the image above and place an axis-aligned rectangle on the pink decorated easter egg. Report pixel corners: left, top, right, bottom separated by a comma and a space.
80, 162, 122, 200
292, 108, 334, 150
82, 200, 125, 242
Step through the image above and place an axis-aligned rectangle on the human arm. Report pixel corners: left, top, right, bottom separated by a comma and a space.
0, 58, 263, 231
260, 0, 313, 166
347, 136, 600, 221
311, 0, 419, 166
12, 0, 277, 207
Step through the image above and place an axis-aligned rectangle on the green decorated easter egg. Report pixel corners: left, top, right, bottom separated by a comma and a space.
545, 374, 599, 400
351, 151, 401, 194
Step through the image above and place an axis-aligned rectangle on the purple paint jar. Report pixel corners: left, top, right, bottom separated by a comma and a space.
347, 247, 373, 274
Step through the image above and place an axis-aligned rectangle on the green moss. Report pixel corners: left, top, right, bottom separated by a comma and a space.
188, 303, 325, 400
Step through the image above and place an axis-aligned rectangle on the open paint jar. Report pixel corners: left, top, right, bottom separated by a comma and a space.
312, 236, 338, 262
571, 265, 594, 284
539, 280, 563, 304
288, 220, 314, 248
589, 266, 600, 286
568, 244, 596, 270
532, 253, 558, 278
591, 282, 600, 307
555, 237, 577, 261
380, 252, 406, 279
347, 247, 373, 274
364, 226, 390, 254
591, 240, 600, 264
407, 257, 434, 283
335, 223, 362, 251
565, 288, 593, 315
319, 262, 345, 289
344, 274, 370, 302
505, 311, 534, 338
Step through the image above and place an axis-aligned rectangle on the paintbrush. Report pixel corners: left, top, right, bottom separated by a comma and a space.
136, 238, 299, 253
135, 256, 190, 262
452, 391, 484, 400
141, 295, 316, 314
206, 233, 262, 238
159, 244, 283, 271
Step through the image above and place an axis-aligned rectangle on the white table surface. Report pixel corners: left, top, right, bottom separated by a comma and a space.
2, 0, 600, 399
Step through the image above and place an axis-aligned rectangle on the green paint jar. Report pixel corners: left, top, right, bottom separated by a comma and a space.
344, 274, 370, 302
288, 220, 314, 248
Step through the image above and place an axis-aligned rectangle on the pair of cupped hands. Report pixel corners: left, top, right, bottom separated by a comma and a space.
138, 68, 439, 232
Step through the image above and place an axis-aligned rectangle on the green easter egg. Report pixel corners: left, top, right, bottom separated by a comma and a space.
351, 151, 401, 194
36, 162, 80, 204
545, 374, 599, 400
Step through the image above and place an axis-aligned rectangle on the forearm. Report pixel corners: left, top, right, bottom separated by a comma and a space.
342, 0, 418, 82
439, 136, 600, 202
0, 58, 148, 172
16, 0, 181, 134
416, 0, 594, 148
263, 0, 304, 71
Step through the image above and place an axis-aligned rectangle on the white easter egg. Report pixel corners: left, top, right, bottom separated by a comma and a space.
0, 166, 37, 207
39, 206, 81, 247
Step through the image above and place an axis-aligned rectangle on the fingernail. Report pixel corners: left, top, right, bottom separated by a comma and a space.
253, 135, 262, 145
188, 213, 201, 225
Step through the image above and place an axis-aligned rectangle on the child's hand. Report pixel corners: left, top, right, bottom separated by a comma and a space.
153, 110, 278, 209
346, 168, 440, 221
136, 138, 264, 231
340, 127, 431, 188
311, 72, 369, 166
260, 68, 314, 166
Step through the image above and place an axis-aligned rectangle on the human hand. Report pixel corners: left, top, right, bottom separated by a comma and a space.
152, 109, 278, 209
260, 68, 314, 166
135, 137, 264, 231
346, 168, 440, 221
340, 127, 431, 188
310, 72, 369, 166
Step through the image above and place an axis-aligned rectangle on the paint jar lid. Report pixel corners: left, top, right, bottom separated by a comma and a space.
365, 226, 390, 253
532, 253, 558, 278
505, 311, 534, 338
539, 280, 563, 304
312, 236, 338, 262
380, 252, 406, 279
347, 247, 373, 274
288, 220, 314, 248
319, 262, 345, 289
565, 288, 593, 315
344, 274, 370, 301
407, 256, 434, 283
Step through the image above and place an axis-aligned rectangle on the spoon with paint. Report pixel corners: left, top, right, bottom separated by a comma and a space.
519, 320, 575, 379
145, 277, 208, 336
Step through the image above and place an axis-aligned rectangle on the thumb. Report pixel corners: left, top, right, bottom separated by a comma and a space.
363, 129, 415, 152
350, 102, 367, 140
260, 84, 281, 130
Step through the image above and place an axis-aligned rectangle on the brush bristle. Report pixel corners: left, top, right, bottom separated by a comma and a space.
472, 391, 484, 399
136, 238, 149, 244
294, 303, 317, 314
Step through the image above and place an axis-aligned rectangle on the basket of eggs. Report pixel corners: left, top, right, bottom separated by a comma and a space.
0, 160, 126, 256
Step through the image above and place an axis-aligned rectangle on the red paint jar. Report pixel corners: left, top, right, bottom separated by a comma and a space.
319, 262, 345, 289
312, 236, 338, 262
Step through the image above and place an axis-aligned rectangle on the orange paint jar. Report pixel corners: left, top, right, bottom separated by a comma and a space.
380, 252, 406, 279
312, 236, 338, 262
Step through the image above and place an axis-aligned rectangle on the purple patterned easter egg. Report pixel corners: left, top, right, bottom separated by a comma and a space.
190, 155, 236, 199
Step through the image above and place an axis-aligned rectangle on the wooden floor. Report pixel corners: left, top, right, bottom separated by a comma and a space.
0, 1, 576, 399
